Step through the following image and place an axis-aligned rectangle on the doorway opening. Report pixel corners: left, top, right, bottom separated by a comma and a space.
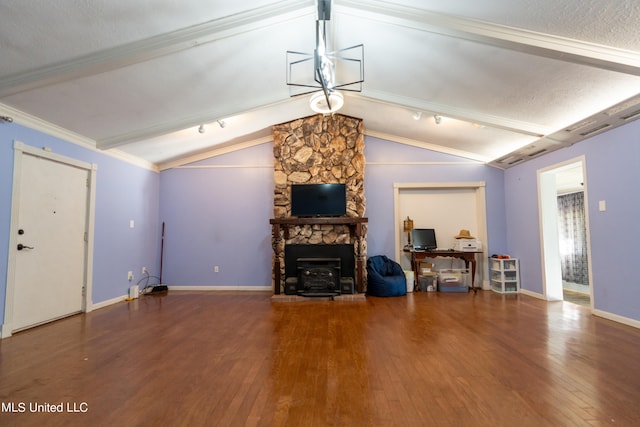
393, 182, 488, 288
538, 157, 593, 308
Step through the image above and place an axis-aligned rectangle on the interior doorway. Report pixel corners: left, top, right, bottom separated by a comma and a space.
538, 157, 593, 308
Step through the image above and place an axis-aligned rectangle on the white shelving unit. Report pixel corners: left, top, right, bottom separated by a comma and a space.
490, 258, 519, 293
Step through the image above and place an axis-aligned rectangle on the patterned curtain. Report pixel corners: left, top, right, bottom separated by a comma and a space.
557, 192, 589, 286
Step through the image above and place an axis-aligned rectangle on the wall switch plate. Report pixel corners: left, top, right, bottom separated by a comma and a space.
599, 200, 606, 211
128, 271, 133, 281
142, 267, 147, 274
214, 266, 219, 273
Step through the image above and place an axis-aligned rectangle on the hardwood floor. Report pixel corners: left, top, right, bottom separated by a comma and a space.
563, 289, 591, 307
1, 290, 639, 426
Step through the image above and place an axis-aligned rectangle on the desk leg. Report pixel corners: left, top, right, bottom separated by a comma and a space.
412, 255, 419, 291
463, 257, 478, 293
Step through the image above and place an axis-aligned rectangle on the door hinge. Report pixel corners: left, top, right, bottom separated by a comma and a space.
84, 232, 88, 242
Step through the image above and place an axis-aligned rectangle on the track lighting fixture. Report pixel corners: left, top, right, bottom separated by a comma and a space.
217, 120, 226, 128
413, 111, 422, 120
198, 124, 205, 134
0, 115, 13, 123
434, 114, 442, 125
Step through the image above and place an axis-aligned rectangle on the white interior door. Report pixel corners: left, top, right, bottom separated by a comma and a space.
11, 153, 89, 331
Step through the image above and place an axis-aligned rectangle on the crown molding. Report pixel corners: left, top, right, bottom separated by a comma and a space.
0, 1, 314, 98
0, 103, 95, 148
337, 0, 640, 76
158, 136, 273, 171
354, 91, 550, 138
365, 129, 490, 163
0, 103, 158, 172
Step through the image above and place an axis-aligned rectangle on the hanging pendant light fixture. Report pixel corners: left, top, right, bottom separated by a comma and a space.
286, 0, 364, 114
309, 91, 344, 114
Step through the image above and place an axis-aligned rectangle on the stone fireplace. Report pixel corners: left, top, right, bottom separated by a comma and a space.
270, 114, 367, 295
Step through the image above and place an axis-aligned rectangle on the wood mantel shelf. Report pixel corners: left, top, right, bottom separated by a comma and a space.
270, 217, 368, 295
270, 217, 368, 240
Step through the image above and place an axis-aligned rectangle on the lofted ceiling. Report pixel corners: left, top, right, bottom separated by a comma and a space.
1, 0, 640, 170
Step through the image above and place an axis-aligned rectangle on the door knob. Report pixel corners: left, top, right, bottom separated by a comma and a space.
17, 243, 34, 251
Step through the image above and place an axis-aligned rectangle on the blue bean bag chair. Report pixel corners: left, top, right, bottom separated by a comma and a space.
366, 255, 407, 297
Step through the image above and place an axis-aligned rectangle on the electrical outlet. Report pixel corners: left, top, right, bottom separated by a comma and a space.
128, 271, 134, 281
214, 266, 219, 273
142, 267, 147, 274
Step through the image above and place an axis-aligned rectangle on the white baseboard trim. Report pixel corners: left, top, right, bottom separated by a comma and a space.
520, 289, 640, 329
167, 286, 272, 291
2, 294, 127, 338
1, 323, 12, 339
593, 309, 640, 329
87, 287, 272, 313
90, 294, 128, 311
519, 288, 546, 300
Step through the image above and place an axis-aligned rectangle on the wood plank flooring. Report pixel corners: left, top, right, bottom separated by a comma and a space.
1, 291, 639, 426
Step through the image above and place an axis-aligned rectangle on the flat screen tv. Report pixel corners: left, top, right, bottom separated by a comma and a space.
412, 228, 437, 250
291, 183, 347, 217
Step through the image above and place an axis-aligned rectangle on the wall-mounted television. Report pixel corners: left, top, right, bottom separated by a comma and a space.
291, 183, 347, 217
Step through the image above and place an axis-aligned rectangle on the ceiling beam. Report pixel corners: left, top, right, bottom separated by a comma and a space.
336, 0, 640, 76
356, 91, 551, 137
95, 96, 308, 150
364, 129, 491, 163
0, 0, 314, 98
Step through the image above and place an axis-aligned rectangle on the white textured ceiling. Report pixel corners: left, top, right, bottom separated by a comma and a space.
1, 0, 640, 169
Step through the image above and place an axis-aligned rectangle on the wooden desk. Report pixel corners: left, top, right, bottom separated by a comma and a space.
405, 249, 482, 293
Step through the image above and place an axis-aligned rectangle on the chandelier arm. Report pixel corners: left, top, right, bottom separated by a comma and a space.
317, 67, 332, 110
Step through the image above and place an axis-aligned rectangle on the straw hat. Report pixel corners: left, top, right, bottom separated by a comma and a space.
455, 229, 474, 239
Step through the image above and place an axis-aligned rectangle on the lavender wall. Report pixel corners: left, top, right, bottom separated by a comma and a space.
0, 123, 161, 322
505, 120, 640, 321
4, 116, 638, 325
364, 137, 507, 259
159, 143, 274, 288
159, 136, 508, 289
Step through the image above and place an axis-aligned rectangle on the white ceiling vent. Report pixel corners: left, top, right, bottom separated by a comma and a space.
620, 109, 640, 121
564, 119, 597, 134
490, 93, 640, 169
579, 123, 611, 137
528, 148, 547, 157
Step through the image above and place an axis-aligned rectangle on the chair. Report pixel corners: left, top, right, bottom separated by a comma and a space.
366, 255, 407, 297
